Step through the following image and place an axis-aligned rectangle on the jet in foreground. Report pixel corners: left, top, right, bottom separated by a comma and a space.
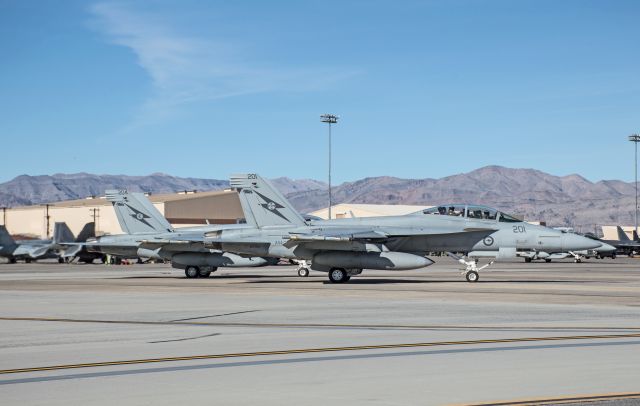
84, 190, 270, 277
151, 174, 599, 283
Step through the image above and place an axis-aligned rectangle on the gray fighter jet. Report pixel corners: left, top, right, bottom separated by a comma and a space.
163, 174, 599, 283
84, 190, 270, 277
0, 223, 69, 263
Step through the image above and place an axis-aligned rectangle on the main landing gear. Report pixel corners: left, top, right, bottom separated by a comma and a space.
295, 260, 310, 277
328, 268, 350, 283
184, 266, 217, 278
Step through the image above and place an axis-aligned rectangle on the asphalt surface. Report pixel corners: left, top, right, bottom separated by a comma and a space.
0, 257, 639, 405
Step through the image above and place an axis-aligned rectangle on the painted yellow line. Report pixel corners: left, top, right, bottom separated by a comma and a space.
453, 391, 640, 405
1, 316, 640, 331
2, 332, 640, 375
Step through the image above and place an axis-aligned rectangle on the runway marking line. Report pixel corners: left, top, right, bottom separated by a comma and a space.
1, 316, 640, 331
452, 391, 640, 405
1, 332, 640, 375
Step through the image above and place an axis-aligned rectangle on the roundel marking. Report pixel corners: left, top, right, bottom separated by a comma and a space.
267, 202, 276, 211
483, 236, 494, 246
136, 213, 144, 220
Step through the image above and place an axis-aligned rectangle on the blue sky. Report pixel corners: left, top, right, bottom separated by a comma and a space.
1, 0, 639, 184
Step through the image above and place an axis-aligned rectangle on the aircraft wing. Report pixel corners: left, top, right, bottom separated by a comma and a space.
61, 244, 83, 258
283, 227, 497, 249
26, 245, 52, 259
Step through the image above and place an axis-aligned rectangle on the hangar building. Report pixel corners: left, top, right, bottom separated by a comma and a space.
0, 190, 245, 239
310, 204, 433, 219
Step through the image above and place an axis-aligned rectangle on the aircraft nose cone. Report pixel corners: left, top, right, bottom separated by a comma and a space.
562, 233, 601, 251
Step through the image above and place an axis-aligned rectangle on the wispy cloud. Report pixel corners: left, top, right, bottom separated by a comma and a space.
88, 2, 355, 127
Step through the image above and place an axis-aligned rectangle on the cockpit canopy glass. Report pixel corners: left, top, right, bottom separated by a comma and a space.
466, 205, 497, 220
498, 212, 521, 223
422, 204, 521, 223
423, 205, 466, 217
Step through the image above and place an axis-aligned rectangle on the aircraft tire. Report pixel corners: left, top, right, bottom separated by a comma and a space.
465, 271, 479, 283
185, 266, 199, 278
198, 268, 211, 278
524, 257, 532, 263
328, 268, 348, 283
25, 258, 32, 264
574, 258, 582, 263
8, 258, 16, 264
545, 259, 552, 263
297, 268, 310, 277
58, 258, 65, 264
612, 254, 616, 259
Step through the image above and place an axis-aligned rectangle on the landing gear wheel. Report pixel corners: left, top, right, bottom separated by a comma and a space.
545, 259, 552, 263
524, 257, 532, 263
328, 268, 348, 283
25, 258, 32, 264
198, 269, 211, 278
574, 258, 582, 263
465, 270, 479, 283
297, 268, 310, 277
612, 254, 616, 259
58, 258, 65, 264
185, 266, 200, 278
8, 258, 16, 264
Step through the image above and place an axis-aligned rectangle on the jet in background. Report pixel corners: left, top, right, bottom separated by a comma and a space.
514, 239, 617, 263
583, 226, 640, 257
0, 223, 68, 263
54, 222, 106, 263
145, 173, 599, 283
84, 190, 270, 277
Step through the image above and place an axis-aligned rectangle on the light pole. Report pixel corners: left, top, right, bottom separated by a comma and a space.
321, 114, 338, 219
629, 134, 640, 238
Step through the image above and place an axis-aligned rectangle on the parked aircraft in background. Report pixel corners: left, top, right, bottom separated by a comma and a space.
54, 222, 107, 263
583, 227, 640, 257
0, 223, 67, 263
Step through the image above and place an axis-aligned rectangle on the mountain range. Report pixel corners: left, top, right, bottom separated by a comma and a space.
0, 166, 636, 231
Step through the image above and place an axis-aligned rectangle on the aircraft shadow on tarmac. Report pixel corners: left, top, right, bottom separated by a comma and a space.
115, 274, 603, 284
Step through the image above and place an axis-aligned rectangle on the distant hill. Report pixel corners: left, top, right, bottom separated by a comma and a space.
0, 166, 636, 230
286, 166, 637, 231
0, 173, 327, 207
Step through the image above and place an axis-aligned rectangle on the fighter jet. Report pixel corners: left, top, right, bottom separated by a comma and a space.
160, 173, 599, 283
580, 227, 640, 258
0, 223, 68, 263
499, 236, 617, 263
53, 222, 107, 263
84, 190, 270, 277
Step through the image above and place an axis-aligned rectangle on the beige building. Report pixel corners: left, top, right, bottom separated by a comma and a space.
0, 190, 245, 239
310, 203, 433, 220
602, 225, 638, 240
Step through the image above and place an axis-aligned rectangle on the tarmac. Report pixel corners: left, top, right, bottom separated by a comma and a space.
0, 257, 639, 405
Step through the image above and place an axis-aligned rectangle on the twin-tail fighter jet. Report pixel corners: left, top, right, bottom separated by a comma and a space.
140, 173, 599, 283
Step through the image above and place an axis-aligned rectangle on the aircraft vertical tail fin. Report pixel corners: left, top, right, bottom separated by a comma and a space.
105, 190, 174, 234
75, 222, 96, 242
230, 174, 306, 228
53, 222, 75, 244
616, 226, 631, 241
0, 225, 16, 247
